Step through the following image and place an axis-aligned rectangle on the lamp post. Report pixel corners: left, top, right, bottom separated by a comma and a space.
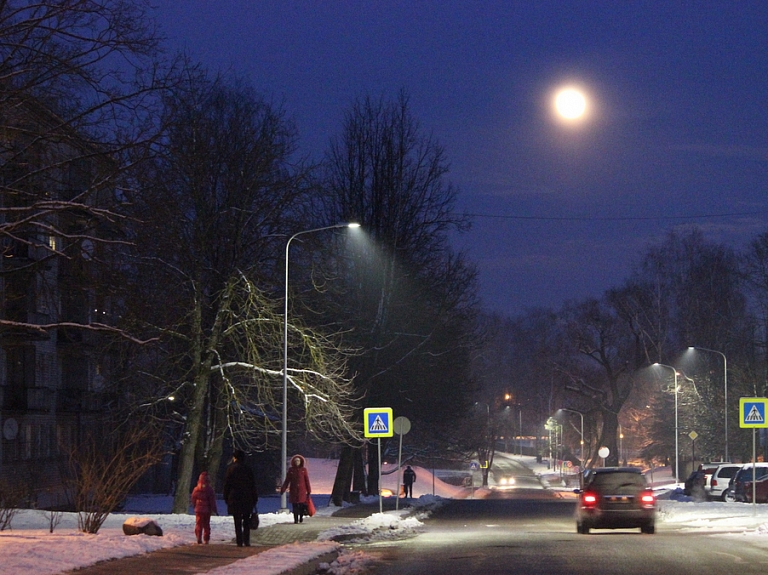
281, 222, 359, 511
654, 363, 679, 484
474, 402, 492, 487
619, 424, 624, 466
558, 408, 584, 483
689, 346, 728, 462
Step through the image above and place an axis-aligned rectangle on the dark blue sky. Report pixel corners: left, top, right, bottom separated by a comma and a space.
152, 1, 768, 316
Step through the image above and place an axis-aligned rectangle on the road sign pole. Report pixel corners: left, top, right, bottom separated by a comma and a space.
753, 429, 757, 516
688, 431, 698, 472
378, 437, 383, 514
738, 398, 767, 516
396, 431, 403, 511
393, 416, 411, 512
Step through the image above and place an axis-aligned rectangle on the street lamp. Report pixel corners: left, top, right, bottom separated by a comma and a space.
558, 408, 584, 482
619, 424, 624, 466
503, 393, 523, 456
281, 222, 360, 511
688, 346, 728, 461
654, 363, 679, 484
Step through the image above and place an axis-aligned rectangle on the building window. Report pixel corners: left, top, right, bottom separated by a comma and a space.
4, 346, 35, 410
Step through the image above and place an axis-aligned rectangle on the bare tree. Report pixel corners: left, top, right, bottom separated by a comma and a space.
320, 90, 479, 501
216, 274, 360, 450
66, 422, 166, 534
124, 73, 360, 513
627, 229, 753, 461
0, 0, 174, 339
0, 478, 23, 531
559, 297, 637, 467
40, 508, 64, 533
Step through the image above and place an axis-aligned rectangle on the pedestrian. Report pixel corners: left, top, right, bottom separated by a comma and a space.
281, 454, 312, 524
190, 471, 218, 544
403, 465, 417, 498
222, 449, 258, 547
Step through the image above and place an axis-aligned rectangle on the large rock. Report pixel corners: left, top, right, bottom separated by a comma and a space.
122, 517, 163, 537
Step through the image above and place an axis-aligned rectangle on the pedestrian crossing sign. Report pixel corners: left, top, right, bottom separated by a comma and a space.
740, 398, 768, 428
364, 407, 393, 438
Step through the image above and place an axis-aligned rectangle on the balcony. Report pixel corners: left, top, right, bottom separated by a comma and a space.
1, 386, 55, 411
57, 389, 104, 413
27, 387, 55, 411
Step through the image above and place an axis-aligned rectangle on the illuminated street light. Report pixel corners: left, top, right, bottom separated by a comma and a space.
281, 222, 360, 511
688, 346, 728, 461
654, 363, 680, 483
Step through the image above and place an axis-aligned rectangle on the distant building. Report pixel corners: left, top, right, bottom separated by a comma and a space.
0, 95, 117, 506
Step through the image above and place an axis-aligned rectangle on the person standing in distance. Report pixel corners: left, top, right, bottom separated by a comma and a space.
403, 465, 416, 498
281, 454, 312, 524
190, 471, 218, 544
223, 449, 258, 547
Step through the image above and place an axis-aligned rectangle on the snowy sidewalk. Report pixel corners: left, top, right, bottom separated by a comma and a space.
60, 500, 419, 575
60, 540, 343, 575
59, 515, 350, 575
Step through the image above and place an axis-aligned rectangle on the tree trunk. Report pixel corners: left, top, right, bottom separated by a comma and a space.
353, 447, 367, 494
172, 365, 209, 513
206, 401, 228, 490
331, 445, 355, 506
600, 410, 620, 467
366, 442, 380, 495
172, 299, 224, 513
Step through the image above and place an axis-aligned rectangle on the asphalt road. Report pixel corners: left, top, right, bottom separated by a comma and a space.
361, 494, 768, 575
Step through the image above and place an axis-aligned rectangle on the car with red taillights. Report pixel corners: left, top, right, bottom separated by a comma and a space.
575, 467, 656, 534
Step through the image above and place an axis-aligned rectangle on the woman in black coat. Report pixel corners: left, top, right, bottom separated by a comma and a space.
222, 450, 258, 547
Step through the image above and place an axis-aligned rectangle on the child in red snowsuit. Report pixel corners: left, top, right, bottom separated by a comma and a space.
190, 471, 218, 544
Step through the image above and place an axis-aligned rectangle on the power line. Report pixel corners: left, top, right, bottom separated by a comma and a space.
464, 210, 768, 222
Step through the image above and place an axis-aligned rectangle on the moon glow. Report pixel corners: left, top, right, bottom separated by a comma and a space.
554, 87, 587, 120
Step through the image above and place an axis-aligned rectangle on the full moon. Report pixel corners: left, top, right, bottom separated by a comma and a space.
554, 87, 587, 120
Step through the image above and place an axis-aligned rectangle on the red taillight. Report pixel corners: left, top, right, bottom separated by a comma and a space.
641, 491, 655, 506
712, 479, 718, 487
582, 492, 598, 506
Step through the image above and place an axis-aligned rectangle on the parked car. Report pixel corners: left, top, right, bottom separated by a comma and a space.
685, 462, 729, 498
700, 462, 727, 491
708, 464, 742, 501
733, 464, 768, 502
575, 467, 656, 534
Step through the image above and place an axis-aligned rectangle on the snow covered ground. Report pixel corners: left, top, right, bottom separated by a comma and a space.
0, 458, 456, 575
4, 455, 768, 575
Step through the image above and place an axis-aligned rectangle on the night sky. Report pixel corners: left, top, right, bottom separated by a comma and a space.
152, 2, 768, 317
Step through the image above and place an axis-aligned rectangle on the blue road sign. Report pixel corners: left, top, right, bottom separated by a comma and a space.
364, 407, 393, 438
740, 398, 768, 428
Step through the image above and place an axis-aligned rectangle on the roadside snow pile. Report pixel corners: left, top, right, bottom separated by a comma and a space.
318, 511, 424, 543
321, 549, 380, 575
658, 499, 768, 534
318, 495, 445, 543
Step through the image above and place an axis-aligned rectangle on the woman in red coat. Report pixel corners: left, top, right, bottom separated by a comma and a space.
190, 471, 218, 544
280, 454, 312, 524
